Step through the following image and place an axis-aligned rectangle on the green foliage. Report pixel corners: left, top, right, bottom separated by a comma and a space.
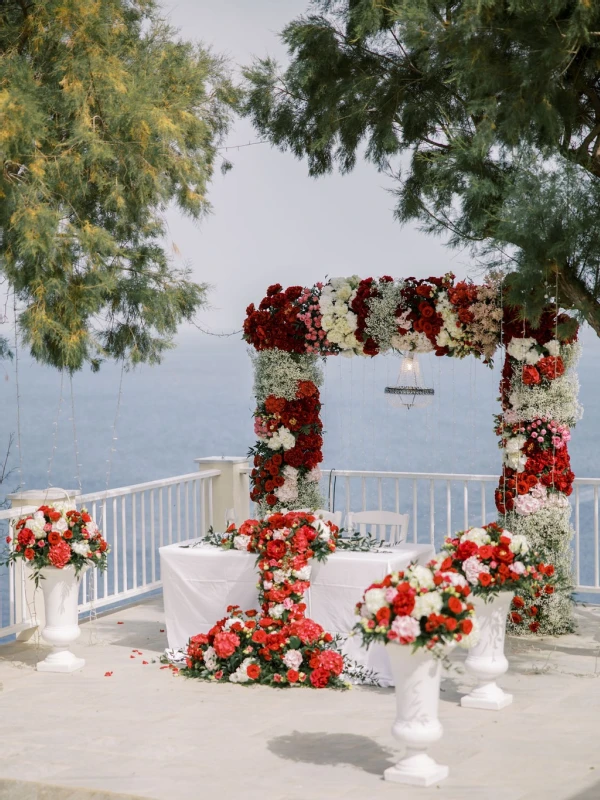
0, 0, 238, 370
243, 1, 600, 332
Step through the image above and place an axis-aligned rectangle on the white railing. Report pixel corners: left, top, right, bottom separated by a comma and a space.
321, 469, 600, 594
0, 469, 219, 636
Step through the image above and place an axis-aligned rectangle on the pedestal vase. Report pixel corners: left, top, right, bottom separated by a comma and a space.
461, 591, 513, 710
384, 645, 449, 787
37, 565, 86, 673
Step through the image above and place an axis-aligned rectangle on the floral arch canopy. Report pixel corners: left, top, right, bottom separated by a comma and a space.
243, 274, 581, 635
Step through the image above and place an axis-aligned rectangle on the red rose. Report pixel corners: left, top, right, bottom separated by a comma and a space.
252, 629, 267, 644
287, 669, 299, 683
545, 584, 554, 594
493, 545, 514, 564
478, 573, 492, 587
522, 366, 541, 385
529, 621, 540, 633
47, 531, 61, 546
24, 548, 35, 561
456, 540, 478, 561
375, 607, 391, 624
48, 540, 71, 568
512, 596, 525, 609
478, 545, 493, 560
309, 667, 331, 688
511, 612, 523, 624
447, 596, 463, 614
63, 531, 73, 540
48, 511, 61, 522
214, 670, 224, 680
545, 564, 555, 577
246, 663, 261, 680
213, 631, 240, 659
266, 494, 278, 506
460, 619, 473, 634
444, 617, 458, 631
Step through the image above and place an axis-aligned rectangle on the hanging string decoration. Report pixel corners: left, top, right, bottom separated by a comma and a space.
243, 274, 581, 635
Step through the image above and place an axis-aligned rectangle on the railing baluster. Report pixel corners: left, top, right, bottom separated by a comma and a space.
176, 483, 181, 542
121, 495, 127, 592
112, 497, 118, 596
102, 499, 108, 598
168, 485, 173, 544
575, 485, 580, 588
141, 491, 147, 587
150, 489, 156, 584
378, 478, 383, 511
345, 476, 350, 517
412, 480, 417, 543
193, 479, 198, 536
159, 487, 164, 550
132, 493, 137, 590
185, 481, 190, 539
207, 477, 213, 533
463, 481, 469, 530
395, 479, 400, 513
595, 486, 599, 588
446, 480, 452, 539
361, 478, 366, 511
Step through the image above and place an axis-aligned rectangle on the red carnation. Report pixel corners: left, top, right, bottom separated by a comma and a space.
287, 669, 299, 683
478, 572, 492, 587
246, 663, 261, 680
460, 618, 473, 634
48, 540, 71, 568
392, 590, 415, 617
538, 355, 565, 380
456, 540, 478, 561
447, 596, 463, 614
17, 528, 35, 548
266, 540, 286, 559
213, 631, 240, 659
309, 667, 331, 688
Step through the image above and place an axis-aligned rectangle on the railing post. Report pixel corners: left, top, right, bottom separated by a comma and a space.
7, 488, 81, 641
194, 457, 249, 531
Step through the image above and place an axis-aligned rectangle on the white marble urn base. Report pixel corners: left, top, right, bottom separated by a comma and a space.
461, 591, 513, 711
36, 565, 86, 673
384, 645, 449, 787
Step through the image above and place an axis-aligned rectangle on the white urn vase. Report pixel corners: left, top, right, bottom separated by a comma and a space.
461, 591, 513, 710
384, 645, 449, 787
37, 565, 86, 673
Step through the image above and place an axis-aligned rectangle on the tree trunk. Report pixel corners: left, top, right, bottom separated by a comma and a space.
552, 262, 600, 337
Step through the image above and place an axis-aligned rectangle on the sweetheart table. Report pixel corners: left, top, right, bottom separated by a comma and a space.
159, 539, 435, 686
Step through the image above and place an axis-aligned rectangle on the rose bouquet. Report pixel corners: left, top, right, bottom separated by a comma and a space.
182, 605, 347, 688
353, 562, 478, 656
441, 523, 556, 631
4, 503, 109, 583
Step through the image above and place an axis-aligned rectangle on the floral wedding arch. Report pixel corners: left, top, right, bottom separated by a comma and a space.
243, 274, 582, 635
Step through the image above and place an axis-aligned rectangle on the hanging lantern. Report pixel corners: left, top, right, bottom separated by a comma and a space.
385, 353, 434, 409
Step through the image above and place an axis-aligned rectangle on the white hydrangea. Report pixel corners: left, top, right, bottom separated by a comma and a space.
293, 565, 312, 581
319, 278, 362, 354
546, 339, 560, 357
270, 604, 285, 619
364, 588, 388, 615
462, 556, 490, 585
273, 569, 291, 584
411, 592, 443, 620
267, 427, 296, 451
508, 534, 530, 555
233, 534, 251, 551
503, 434, 527, 472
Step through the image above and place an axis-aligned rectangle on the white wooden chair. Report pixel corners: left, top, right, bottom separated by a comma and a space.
346, 510, 409, 545
293, 509, 343, 529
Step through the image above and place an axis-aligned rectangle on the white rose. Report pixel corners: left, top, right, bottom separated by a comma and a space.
273, 569, 290, 584
270, 604, 285, 619
411, 592, 443, 620
203, 646, 217, 671
70, 540, 90, 557
505, 435, 526, 454
512, 561, 526, 575
336, 284, 353, 302
54, 518, 68, 533
364, 588, 388, 615
546, 339, 560, 357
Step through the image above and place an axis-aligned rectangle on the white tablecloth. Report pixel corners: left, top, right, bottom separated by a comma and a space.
159, 540, 435, 685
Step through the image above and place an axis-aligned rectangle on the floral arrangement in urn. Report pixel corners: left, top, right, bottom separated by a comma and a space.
4, 503, 109, 583
441, 523, 556, 632
353, 562, 478, 655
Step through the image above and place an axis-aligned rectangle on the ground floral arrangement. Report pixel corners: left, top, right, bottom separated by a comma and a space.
182, 512, 369, 688
3, 502, 109, 583
243, 274, 580, 635
441, 523, 558, 632
353, 561, 478, 655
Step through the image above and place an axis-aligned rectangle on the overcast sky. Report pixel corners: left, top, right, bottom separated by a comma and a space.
163, 0, 475, 334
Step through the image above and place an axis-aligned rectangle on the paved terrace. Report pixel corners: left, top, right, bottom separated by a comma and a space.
0, 598, 598, 800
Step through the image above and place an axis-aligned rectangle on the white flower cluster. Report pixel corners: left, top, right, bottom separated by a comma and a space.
508, 370, 582, 428
274, 465, 299, 503
435, 292, 465, 351
252, 349, 323, 403
228, 658, 257, 683
506, 337, 541, 364
320, 277, 362, 355
283, 649, 303, 670
365, 280, 405, 353
503, 434, 528, 472
203, 646, 218, 671
390, 329, 434, 353
265, 426, 295, 451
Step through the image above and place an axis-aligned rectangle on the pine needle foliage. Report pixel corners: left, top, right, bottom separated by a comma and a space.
1, 0, 238, 370
243, 1, 600, 334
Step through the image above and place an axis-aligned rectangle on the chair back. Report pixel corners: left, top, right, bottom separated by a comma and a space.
346, 510, 409, 545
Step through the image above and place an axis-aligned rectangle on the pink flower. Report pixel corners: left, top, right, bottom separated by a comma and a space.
390, 615, 421, 644
48, 540, 71, 568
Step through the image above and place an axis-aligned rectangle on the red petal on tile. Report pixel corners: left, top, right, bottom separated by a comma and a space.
104, 672, 113, 677
117, 621, 124, 625
142, 660, 149, 665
